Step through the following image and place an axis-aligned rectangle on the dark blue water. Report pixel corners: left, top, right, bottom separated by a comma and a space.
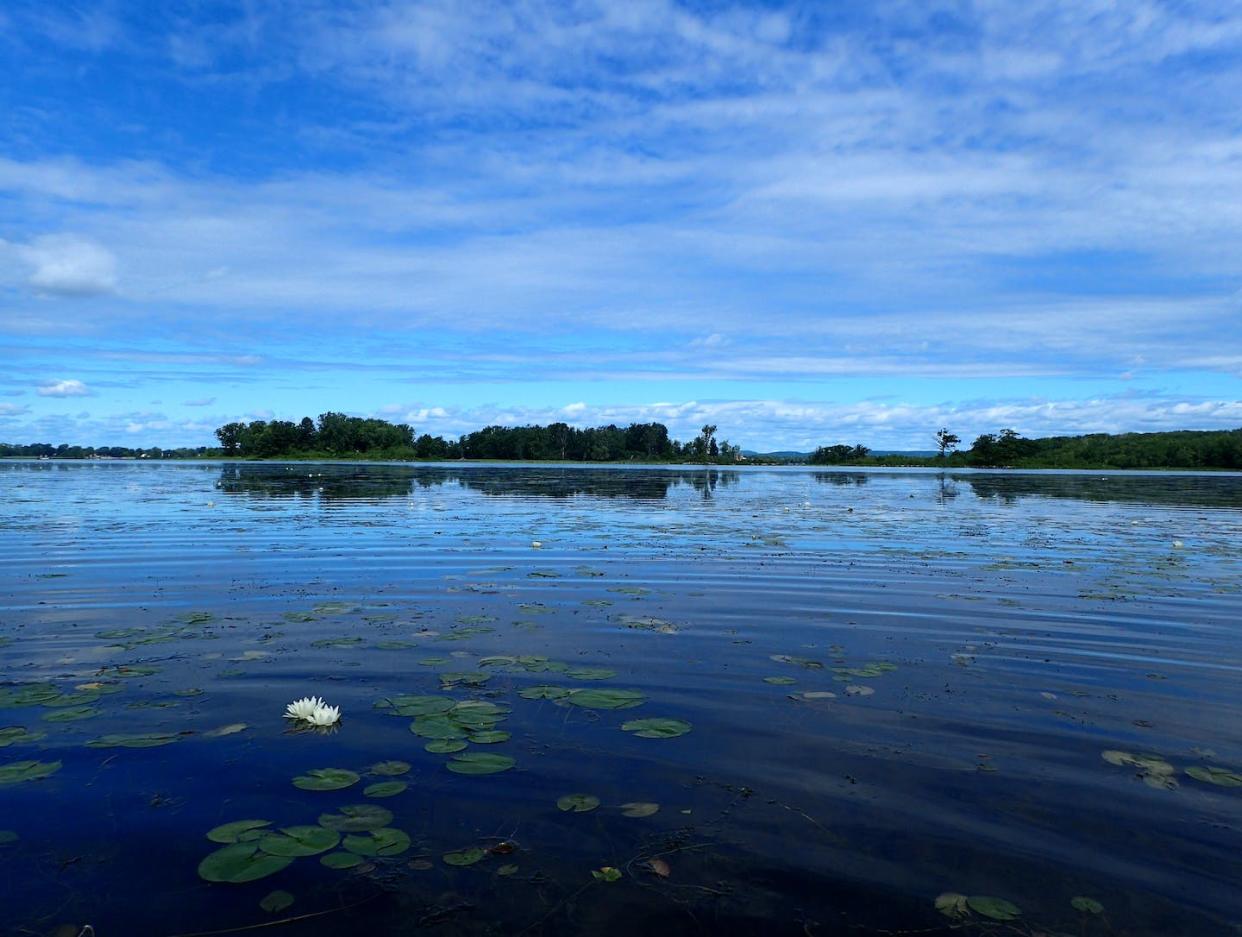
1, 461, 1240, 937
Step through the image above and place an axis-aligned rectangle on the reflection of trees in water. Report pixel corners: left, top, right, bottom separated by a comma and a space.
215, 464, 741, 501
812, 472, 869, 487
967, 474, 1242, 508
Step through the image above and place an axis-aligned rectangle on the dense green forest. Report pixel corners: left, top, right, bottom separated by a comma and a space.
810, 427, 1242, 469
211, 413, 744, 463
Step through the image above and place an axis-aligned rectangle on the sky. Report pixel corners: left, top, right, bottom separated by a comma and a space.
2, 0, 1241, 451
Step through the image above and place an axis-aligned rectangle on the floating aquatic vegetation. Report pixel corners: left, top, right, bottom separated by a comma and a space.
592, 866, 622, 882
260, 890, 294, 913
425, 739, 468, 753
0, 759, 61, 784
439, 671, 490, 689
621, 717, 692, 739
0, 726, 46, 746
443, 846, 487, 866
342, 828, 410, 856
86, 733, 180, 749
368, 760, 410, 776
1185, 765, 1242, 787
204, 723, 248, 738
292, 768, 359, 791
207, 820, 271, 844
770, 654, 823, 670
446, 752, 515, 775
557, 793, 600, 812
619, 802, 660, 818
764, 676, 797, 685
564, 688, 646, 710
844, 685, 875, 697
284, 696, 341, 727
313, 602, 358, 615
1101, 750, 1179, 789
363, 781, 407, 798
42, 706, 100, 722
619, 615, 678, 634
310, 637, 364, 648
935, 893, 1022, 921
256, 826, 340, 857
375, 694, 454, 717
443, 625, 496, 641
317, 805, 392, 832
198, 843, 293, 883
609, 586, 650, 596
519, 685, 569, 700
1071, 896, 1104, 914
833, 662, 898, 681
497, 863, 519, 876
564, 666, 616, 681
0, 684, 61, 708
321, 851, 363, 869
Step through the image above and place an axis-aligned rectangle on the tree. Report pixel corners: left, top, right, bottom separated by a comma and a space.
698, 424, 717, 462
935, 428, 960, 458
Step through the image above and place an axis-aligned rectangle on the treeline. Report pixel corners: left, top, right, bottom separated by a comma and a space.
214, 413, 744, 463
0, 443, 212, 460
809, 427, 1242, 470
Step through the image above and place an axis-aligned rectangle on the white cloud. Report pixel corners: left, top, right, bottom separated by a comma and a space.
0, 403, 30, 417
36, 379, 90, 397
18, 234, 117, 296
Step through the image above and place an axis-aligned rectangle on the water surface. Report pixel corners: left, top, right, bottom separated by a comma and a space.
1, 461, 1240, 936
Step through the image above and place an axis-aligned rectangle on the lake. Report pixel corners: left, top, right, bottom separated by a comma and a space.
1, 460, 1240, 937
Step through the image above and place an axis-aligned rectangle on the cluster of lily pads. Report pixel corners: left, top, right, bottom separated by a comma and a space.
1102, 750, 1241, 790
373, 696, 516, 774
293, 759, 413, 797
199, 802, 412, 884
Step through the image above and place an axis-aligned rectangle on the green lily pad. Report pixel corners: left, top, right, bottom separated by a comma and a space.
207, 820, 272, 844
467, 730, 510, 745
374, 695, 454, 717
0, 759, 61, 784
443, 847, 487, 866
410, 715, 468, 740
440, 672, 490, 688
770, 654, 823, 670
42, 706, 100, 722
311, 637, 364, 649
198, 843, 293, 883
564, 667, 616, 681
621, 718, 692, 739
592, 866, 622, 882
620, 802, 660, 818
321, 851, 363, 869
763, 676, 797, 685
260, 890, 294, 914
967, 896, 1021, 921
317, 805, 393, 832
42, 691, 103, 707
934, 893, 969, 919
343, 828, 410, 857
519, 685, 569, 700
257, 826, 340, 857
447, 752, 515, 775
557, 793, 600, 813
204, 723, 249, 738
86, 733, 180, 749
0, 726, 46, 747
364, 781, 407, 798
368, 760, 411, 776
425, 739, 469, 753
566, 688, 646, 710
1071, 897, 1104, 914
0, 684, 61, 708
1185, 765, 1242, 787
292, 768, 359, 791
497, 863, 519, 876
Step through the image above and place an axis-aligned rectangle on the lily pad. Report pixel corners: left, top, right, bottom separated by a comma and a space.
564, 667, 616, 681
364, 781, 407, 798
443, 847, 487, 866
621, 718, 692, 739
566, 688, 646, 710
447, 752, 515, 775
0, 684, 61, 708
967, 896, 1021, 921
318, 805, 393, 832
619, 802, 660, 818
204, 723, 249, 738
593, 866, 623, 882
260, 890, 294, 914
207, 820, 272, 844
0, 726, 46, 747
375, 695, 454, 717
257, 826, 340, 857
292, 768, 359, 791
1185, 765, 1242, 787
764, 676, 797, 685
467, 730, 510, 744
519, 685, 569, 700
321, 851, 363, 869
368, 760, 411, 776
198, 843, 293, 883
0, 759, 61, 784
934, 893, 969, 919
311, 637, 364, 648
557, 793, 600, 813
343, 828, 410, 857
425, 739, 468, 753
1071, 896, 1104, 914
86, 733, 180, 749
42, 706, 100, 723
410, 715, 468, 740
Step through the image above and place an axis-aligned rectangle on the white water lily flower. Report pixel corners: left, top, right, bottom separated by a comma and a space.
284, 696, 324, 720
307, 703, 341, 726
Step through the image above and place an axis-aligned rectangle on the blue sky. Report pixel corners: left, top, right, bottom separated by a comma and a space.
2, 1, 1241, 450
